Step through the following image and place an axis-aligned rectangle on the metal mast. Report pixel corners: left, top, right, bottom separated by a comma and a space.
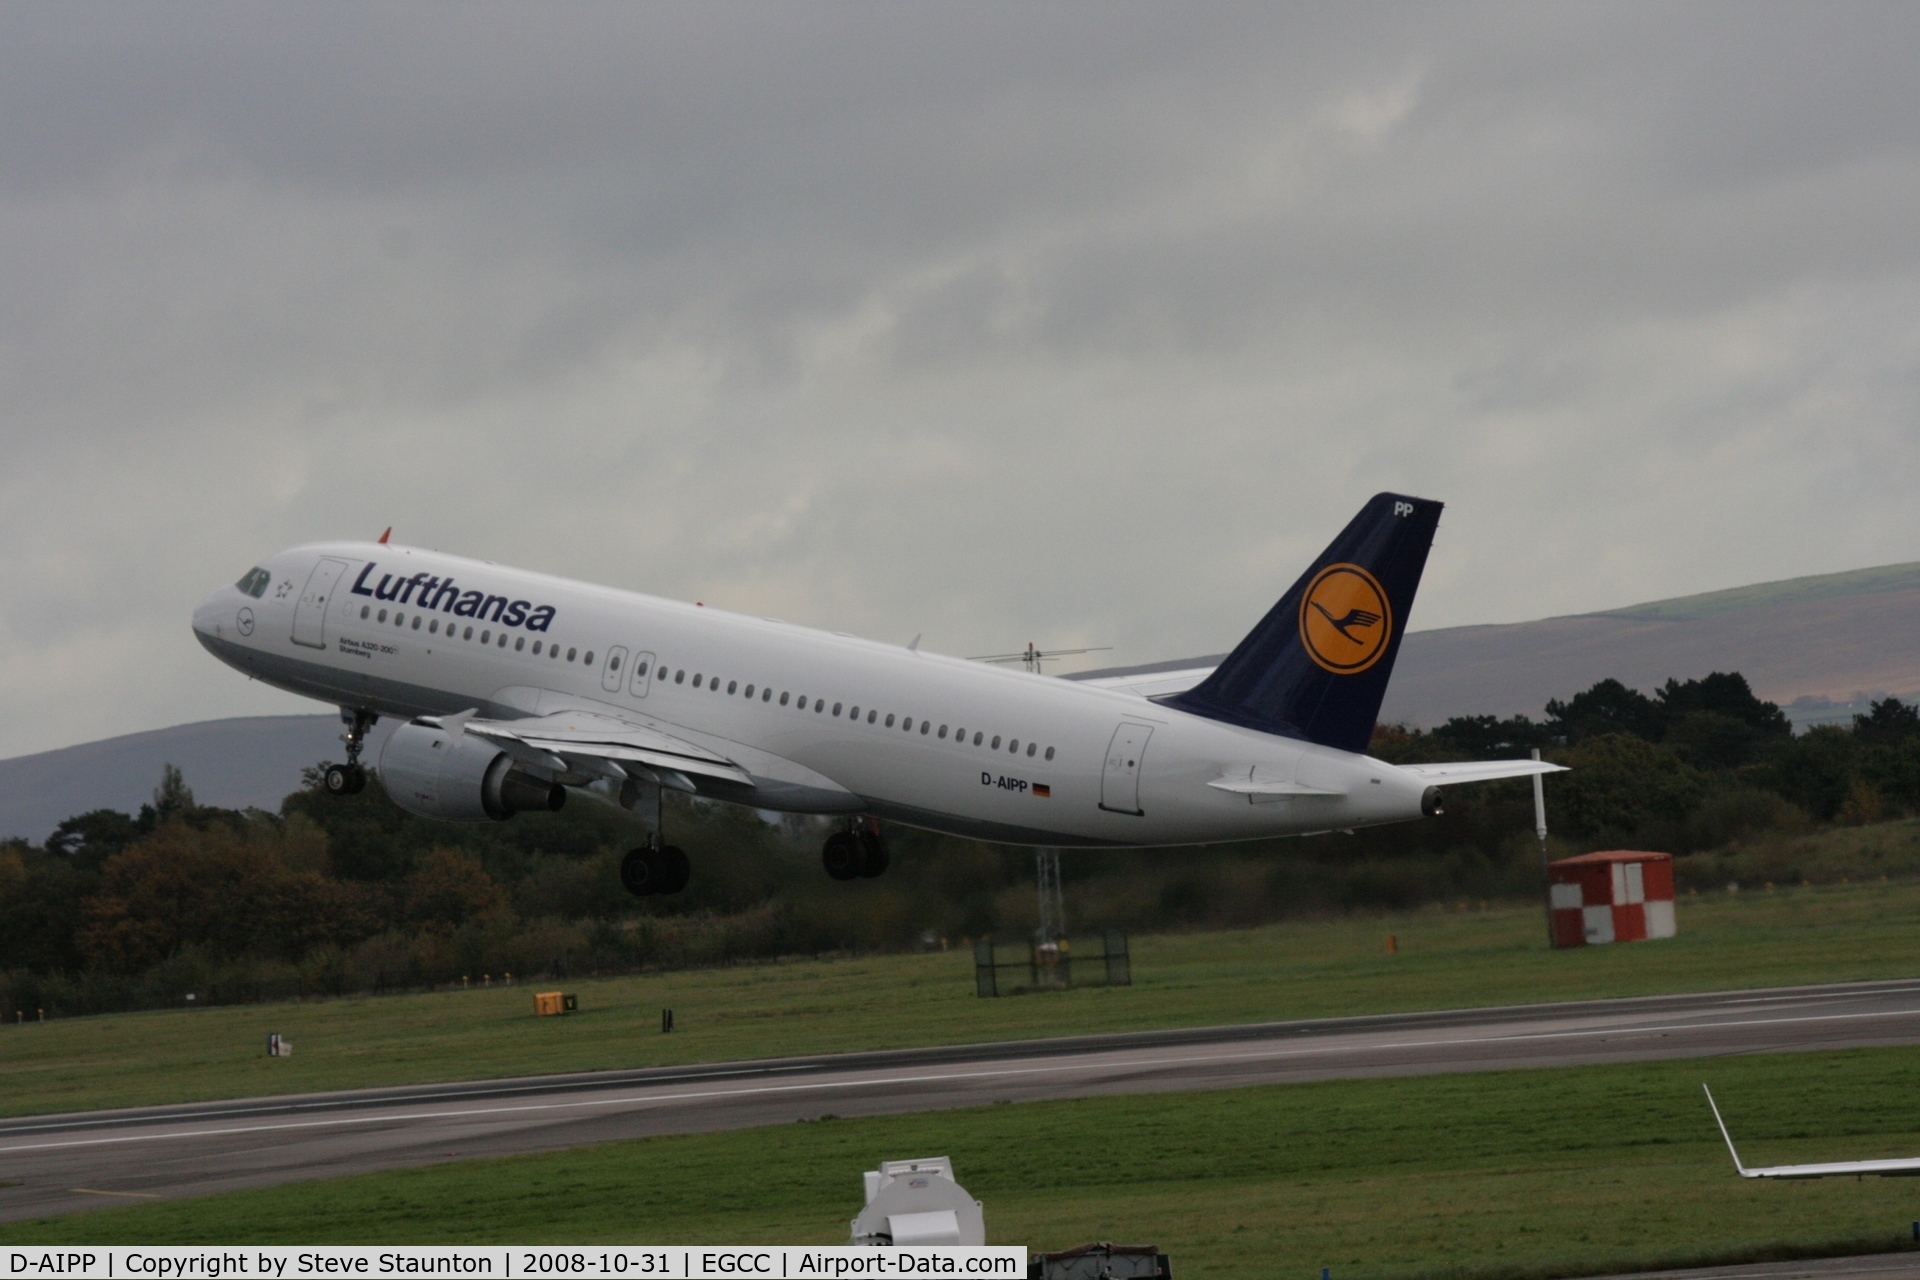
1035, 848, 1065, 947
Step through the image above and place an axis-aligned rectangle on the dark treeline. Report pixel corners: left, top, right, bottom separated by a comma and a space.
3, 673, 1916, 1016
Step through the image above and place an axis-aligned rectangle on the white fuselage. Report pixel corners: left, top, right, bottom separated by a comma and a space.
193, 542, 1432, 847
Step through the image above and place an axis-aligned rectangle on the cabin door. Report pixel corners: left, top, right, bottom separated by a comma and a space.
1099, 723, 1152, 815
291, 558, 349, 649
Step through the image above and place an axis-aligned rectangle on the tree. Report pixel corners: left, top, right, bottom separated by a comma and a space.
1545, 679, 1665, 744
1549, 733, 1705, 839
1854, 697, 1920, 746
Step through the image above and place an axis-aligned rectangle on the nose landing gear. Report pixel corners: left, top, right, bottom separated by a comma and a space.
323, 707, 378, 796
823, 818, 888, 881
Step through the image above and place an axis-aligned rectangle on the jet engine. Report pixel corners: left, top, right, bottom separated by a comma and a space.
378, 722, 566, 822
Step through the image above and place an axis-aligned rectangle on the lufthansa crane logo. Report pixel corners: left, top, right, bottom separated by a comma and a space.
1299, 563, 1392, 674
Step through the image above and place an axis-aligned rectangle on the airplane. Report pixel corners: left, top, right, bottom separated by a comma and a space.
1704, 1085, 1920, 1179
193, 492, 1564, 897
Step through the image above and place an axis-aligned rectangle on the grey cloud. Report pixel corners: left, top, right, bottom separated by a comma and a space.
2, 3, 1918, 758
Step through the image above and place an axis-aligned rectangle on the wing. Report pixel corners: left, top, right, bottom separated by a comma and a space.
1071, 664, 1219, 699
1396, 759, 1567, 784
420, 708, 752, 789
1705, 1085, 1920, 1179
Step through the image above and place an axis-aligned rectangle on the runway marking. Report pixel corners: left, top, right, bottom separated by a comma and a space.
5, 1004, 1919, 1157
69, 1188, 161, 1199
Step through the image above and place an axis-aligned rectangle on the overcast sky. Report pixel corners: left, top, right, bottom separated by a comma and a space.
2, 2, 1917, 759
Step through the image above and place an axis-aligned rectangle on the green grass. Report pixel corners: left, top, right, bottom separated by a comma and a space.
6, 875, 1920, 1118
8, 1047, 1920, 1280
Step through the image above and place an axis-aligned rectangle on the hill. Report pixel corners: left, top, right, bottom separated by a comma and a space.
0, 715, 390, 843
1379, 561, 1920, 729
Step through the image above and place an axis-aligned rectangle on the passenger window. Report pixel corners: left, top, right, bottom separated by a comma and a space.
1009, 739, 1019, 752
780, 692, 790, 706
1045, 747, 1055, 760
743, 683, 753, 697
378, 609, 388, 623
849, 706, 860, 720
633, 658, 643, 674
674, 669, 684, 682
868, 710, 877, 724
816, 700, 825, 713
1026, 742, 1036, 756
464, 626, 474, 640
481, 630, 491, 644
414, 617, 423, 631
584, 651, 593, 663
515, 636, 524, 650
973, 731, 983, 746
395, 613, 404, 626
610, 654, 620, 671
499, 634, 508, 647
939, 725, 948, 738
360, 605, 370, 620
902, 718, 912, 731
550, 645, 559, 659
762, 688, 772, 701
885, 714, 895, 728
728, 680, 738, 694
921, 722, 930, 735
990, 735, 1000, 749
832, 702, 842, 716
955, 727, 965, 741
693, 674, 703, 688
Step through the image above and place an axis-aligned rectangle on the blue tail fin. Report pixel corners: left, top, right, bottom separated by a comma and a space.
1163, 493, 1442, 753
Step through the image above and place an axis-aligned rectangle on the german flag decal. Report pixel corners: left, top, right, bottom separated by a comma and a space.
1033, 784, 1052, 798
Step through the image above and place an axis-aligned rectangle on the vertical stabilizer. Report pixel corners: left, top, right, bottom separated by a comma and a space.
1164, 493, 1442, 753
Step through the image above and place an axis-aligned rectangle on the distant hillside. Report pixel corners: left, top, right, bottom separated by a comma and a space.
1378, 561, 1920, 729
5, 561, 1916, 842
1072, 561, 1920, 731
0, 715, 392, 843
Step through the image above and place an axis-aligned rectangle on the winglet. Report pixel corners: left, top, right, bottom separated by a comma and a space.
907, 633, 922, 653
1703, 1085, 1754, 1177
378, 526, 391, 545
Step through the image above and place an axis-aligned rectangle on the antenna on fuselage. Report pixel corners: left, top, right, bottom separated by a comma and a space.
970, 642, 1111, 675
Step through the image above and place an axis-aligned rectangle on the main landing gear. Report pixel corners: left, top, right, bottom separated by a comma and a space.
620, 772, 690, 897
323, 707, 378, 797
823, 817, 889, 881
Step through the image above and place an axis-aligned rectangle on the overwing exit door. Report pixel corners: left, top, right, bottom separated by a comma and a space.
291, 558, 349, 649
1099, 723, 1152, 815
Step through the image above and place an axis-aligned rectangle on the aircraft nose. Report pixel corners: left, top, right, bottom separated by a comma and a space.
192, 589, 231, 647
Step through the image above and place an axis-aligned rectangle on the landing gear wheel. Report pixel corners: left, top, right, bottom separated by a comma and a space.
324, 763, 354, 797
822, 832, 861, 881
346, 764, 367, 794
622, 845, 691, 896
655, 845, 690, 895
621, 847, 657, 896
856, 828, 889, 878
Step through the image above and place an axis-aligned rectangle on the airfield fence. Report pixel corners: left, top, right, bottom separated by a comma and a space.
973, 931, 1130, 997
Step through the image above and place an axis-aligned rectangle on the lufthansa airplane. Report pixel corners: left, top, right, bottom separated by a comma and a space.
193, 493, 1562, 896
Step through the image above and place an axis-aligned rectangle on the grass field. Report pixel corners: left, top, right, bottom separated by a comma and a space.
7, 1045, 1920, 1280
5, 875, 1920, 1118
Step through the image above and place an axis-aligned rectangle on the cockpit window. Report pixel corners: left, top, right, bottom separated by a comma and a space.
234, 567, 271, 598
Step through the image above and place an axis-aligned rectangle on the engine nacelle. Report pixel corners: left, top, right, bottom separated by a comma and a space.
378, 722, 566, 822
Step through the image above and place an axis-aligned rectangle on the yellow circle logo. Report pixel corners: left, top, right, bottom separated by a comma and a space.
1299, 563, 1393, 674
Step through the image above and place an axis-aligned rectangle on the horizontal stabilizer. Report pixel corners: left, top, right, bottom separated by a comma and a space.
1397, 760, 1568, 784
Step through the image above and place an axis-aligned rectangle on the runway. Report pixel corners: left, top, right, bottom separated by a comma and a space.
6, 977, 1920, 1224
